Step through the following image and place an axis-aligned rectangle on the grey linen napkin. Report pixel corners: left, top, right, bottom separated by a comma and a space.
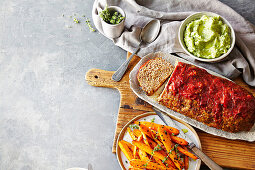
92, 0, 255, 86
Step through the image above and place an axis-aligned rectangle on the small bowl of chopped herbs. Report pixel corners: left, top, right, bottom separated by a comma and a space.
99, 6, 126, 38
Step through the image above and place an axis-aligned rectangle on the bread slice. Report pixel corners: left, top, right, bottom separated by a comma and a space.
137, 57, 174, 96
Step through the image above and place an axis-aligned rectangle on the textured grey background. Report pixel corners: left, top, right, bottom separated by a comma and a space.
0, 0, 254, 170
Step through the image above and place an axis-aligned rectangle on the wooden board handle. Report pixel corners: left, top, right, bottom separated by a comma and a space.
85, 69, 118, 89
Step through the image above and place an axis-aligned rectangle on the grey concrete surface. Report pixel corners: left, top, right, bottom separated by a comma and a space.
0, 0, 254, 170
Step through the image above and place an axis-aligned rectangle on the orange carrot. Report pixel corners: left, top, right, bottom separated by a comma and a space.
166, 126, 180, 136
128, 167, 144, 170
119, 140, 133, 161
133, 129, 142, 137
150, 129, 164, 147
132, 141, 176, 168
134, 135, 143, 159
130, 159, 173, 170
127, 127, 137, 140
178, 156, 184, 169
133, 147, 139, 159
134, 121, 179, 135
158, 125, 182, 170
138, 149, 150, 161
121, 140, 135, 152
137, 134, 143, 142
139, 124, 153, 139
146, 137, 170, 162
171, 136, 189, 146
132, 141, 164, 159
183, 146, 189, 170
154, 156, 166, 167
140, 132, 150, 146
150, 129, 158, 139
177, 146, 198, 160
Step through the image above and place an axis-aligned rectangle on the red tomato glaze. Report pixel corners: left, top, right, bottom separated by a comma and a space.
167, 62, 255, 121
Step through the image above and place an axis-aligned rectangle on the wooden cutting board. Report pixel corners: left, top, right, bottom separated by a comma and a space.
85, 52, 255, 169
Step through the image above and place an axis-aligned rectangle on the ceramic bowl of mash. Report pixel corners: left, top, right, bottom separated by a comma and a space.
179, 12, 235, 62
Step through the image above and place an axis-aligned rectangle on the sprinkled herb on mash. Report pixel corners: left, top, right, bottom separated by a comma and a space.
184, 15, 231, 59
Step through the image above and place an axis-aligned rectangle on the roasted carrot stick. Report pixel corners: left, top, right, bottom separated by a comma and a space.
177, 146, 198, 160
127, 127, 137, 140
133, 129, 142, 137
166, 126, 180, 136
139, 124, 153, 139
158, 125, 182, 170
178, 156, 184, 169
138, 149, 150, 161
154, 156, 166, 167
132, 141, 164, 159
132, 141, 176, 168
146, 138, 168, 157
134, 121, 179, 135
142, 132, 150, 145
171, 135, 189, 146
183, 146, 189, 170
133, 147, 139, 159
128, 166, 144, 170
137, 134, 143, 142
119, 140, 133, 161
150, 129, 164, 147
130, 159, 173, 170
134, 135, 143, 159
121, 140, 135, 152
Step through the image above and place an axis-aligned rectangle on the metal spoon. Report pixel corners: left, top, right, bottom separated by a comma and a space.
112, 19, 161, 81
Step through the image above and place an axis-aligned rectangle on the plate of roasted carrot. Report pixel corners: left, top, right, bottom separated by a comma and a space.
116, 112, 201, 170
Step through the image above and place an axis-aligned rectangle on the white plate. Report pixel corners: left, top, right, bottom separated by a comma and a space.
129, 52, 255, 141
116, 112, 201, 170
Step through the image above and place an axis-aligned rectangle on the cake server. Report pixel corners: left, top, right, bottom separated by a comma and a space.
153, 107, 223, 170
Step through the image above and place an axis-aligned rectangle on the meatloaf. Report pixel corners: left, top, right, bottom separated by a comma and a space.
158, 62, 255, 132
137, 57, 174, 96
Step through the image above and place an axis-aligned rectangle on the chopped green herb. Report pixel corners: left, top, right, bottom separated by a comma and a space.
162, 144, 179, 164
176, 152, 180, 159
169, 146, 175, 155
162, 156, 168, 163
153, 144, 162, 151
182, 129, 188, 134
151, 144, 162, 155
99, 5, 125, 25
85, 19, 96, 32
143, 162, 148, 168
62, 14, 64, 17
82, 15, 86, 17
151, 118, 155, 123
129, 124, 139, 130
174, 144, 179, 154
73, 18, 80, 23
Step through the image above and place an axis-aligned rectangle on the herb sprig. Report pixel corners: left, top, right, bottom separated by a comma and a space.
85, 19, 95, 32
129, 124, 139, 130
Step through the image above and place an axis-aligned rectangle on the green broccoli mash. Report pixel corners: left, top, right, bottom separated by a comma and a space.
184, 15, 231, 59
